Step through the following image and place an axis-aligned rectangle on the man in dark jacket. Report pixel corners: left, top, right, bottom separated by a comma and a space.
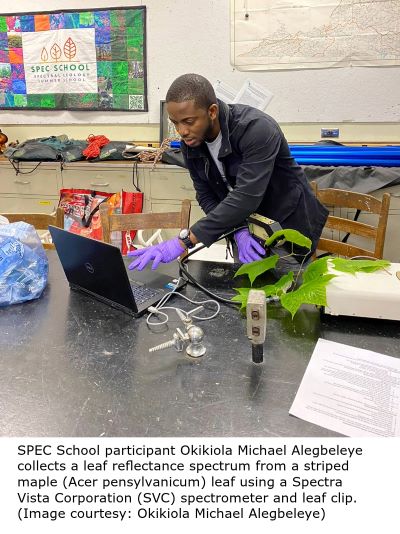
128, 73, 328, 271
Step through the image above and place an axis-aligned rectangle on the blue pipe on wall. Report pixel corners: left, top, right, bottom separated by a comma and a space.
288, 145, 400, 166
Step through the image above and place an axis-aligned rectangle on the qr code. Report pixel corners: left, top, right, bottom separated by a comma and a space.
129, 95, 144, 110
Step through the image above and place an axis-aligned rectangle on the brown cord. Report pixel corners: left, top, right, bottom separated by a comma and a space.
136, 137, 180, 169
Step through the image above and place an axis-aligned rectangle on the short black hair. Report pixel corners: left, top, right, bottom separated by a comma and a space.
166, 73, 217, 110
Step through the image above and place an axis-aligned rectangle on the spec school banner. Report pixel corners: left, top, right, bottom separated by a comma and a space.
0, 6, 147, 111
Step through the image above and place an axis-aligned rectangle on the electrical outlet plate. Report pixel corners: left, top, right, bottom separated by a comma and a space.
321, 128, 339, 138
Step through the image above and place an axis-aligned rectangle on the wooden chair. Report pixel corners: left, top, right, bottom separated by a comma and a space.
99, 199, 191, 257
311, 181, 390, 259
1, 207, 64, 249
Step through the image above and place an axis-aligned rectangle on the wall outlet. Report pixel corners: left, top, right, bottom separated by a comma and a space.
321, 128, 339, 138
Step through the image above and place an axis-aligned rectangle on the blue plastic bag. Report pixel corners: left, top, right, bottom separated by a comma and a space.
0, 221, 48, 306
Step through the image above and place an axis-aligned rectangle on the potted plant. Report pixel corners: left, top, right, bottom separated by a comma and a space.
232, 229, 390, 317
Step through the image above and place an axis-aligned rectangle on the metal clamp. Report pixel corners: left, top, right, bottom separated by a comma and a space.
149, 313, 206, 358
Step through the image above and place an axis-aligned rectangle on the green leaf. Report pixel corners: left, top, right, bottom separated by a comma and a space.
233, 254, 279, 285
330, 258, 390, 275
231, 287, 251, 310
274, 272, 295, 295
231, 293, 248, 310
231, 272, 294, 308
261, 271, 294, 297
233, 287, 251, 296
302, 256, 331, 283
265, 229, 312, 250
280, 274, 336, 318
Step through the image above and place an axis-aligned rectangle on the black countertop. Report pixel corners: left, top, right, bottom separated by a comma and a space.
0, 252, 398, 438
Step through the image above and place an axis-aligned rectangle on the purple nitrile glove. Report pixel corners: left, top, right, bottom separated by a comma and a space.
127, 237, 185, 271
234, 228, 266, 263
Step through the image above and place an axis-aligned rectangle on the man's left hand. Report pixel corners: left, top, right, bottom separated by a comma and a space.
234, 228, 266, 263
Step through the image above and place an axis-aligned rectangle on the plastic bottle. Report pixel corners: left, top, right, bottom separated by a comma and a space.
0, 237, 24, 277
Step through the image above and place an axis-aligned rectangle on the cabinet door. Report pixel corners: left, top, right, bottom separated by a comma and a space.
61, 164, 139, 192
0, 162, 60, 196
145, 167, 196, 200
0, 195, 59, 214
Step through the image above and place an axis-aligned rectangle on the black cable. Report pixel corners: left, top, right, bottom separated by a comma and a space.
178, 228, 245, 305
342, 209, 361, 243
131, 160, 142, 192
9, 159, 42, 175
179, 259, 238, 305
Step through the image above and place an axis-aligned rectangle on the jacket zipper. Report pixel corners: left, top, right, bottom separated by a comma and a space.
204, 156, 233, 192
204, 158, 209, 180
221, 161, 233, 192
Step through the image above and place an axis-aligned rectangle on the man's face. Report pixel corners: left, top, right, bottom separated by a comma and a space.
167, 100, 218, 147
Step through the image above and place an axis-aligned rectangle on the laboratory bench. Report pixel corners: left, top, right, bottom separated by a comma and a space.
0, 252, 399, 438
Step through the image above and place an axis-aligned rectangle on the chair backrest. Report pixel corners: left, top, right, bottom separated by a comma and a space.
99, 199, 191, 254
1, 207, 64, 249
310, 181, 390, 259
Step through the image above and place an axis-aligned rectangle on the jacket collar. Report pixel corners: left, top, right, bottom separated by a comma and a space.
185, 99, 232, 159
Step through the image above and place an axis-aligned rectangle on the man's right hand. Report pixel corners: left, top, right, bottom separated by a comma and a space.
127, 237, 185, 271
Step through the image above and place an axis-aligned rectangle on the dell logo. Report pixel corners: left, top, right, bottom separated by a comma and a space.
84, 262, 95, 274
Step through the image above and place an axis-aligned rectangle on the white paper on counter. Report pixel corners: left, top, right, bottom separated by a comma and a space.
290, 338, 400, 437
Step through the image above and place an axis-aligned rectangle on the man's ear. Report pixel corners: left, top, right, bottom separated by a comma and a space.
208, 103, 218, 121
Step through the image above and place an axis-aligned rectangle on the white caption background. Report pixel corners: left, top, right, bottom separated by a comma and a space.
0, 437, 398, 534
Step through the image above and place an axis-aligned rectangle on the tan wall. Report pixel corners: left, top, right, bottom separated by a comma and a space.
1, 122, 399, 146
1, 124, 160, 145
280, 123, 400, 144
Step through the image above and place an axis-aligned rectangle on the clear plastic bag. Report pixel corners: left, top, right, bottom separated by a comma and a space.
0, 221, 48, 307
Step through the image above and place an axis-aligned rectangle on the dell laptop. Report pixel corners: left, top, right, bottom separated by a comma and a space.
49, 226, 184, 316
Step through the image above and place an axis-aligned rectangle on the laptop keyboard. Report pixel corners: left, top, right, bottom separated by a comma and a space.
130, 283, 161, 305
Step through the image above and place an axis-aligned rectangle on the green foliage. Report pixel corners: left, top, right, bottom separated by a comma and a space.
330, 257, 390, 274
262, 272, 294, 297
234, 254, 279, 285
232, 272, 294, 310
231, 228, 391, 318
280, 274, 336, 318
265, 229, 312, 250
231, 288, 251, 310
302, 256, 330, 283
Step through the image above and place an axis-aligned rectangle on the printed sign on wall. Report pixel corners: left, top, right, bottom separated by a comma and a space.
0, 7, 147, 111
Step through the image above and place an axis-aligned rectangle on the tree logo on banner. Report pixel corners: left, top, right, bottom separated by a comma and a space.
64, 38, 77, 61
40, 38, 77, 63
50, 44, 62, 62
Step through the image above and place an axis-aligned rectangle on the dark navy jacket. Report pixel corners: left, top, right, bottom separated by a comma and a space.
183, 100, 328, 255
